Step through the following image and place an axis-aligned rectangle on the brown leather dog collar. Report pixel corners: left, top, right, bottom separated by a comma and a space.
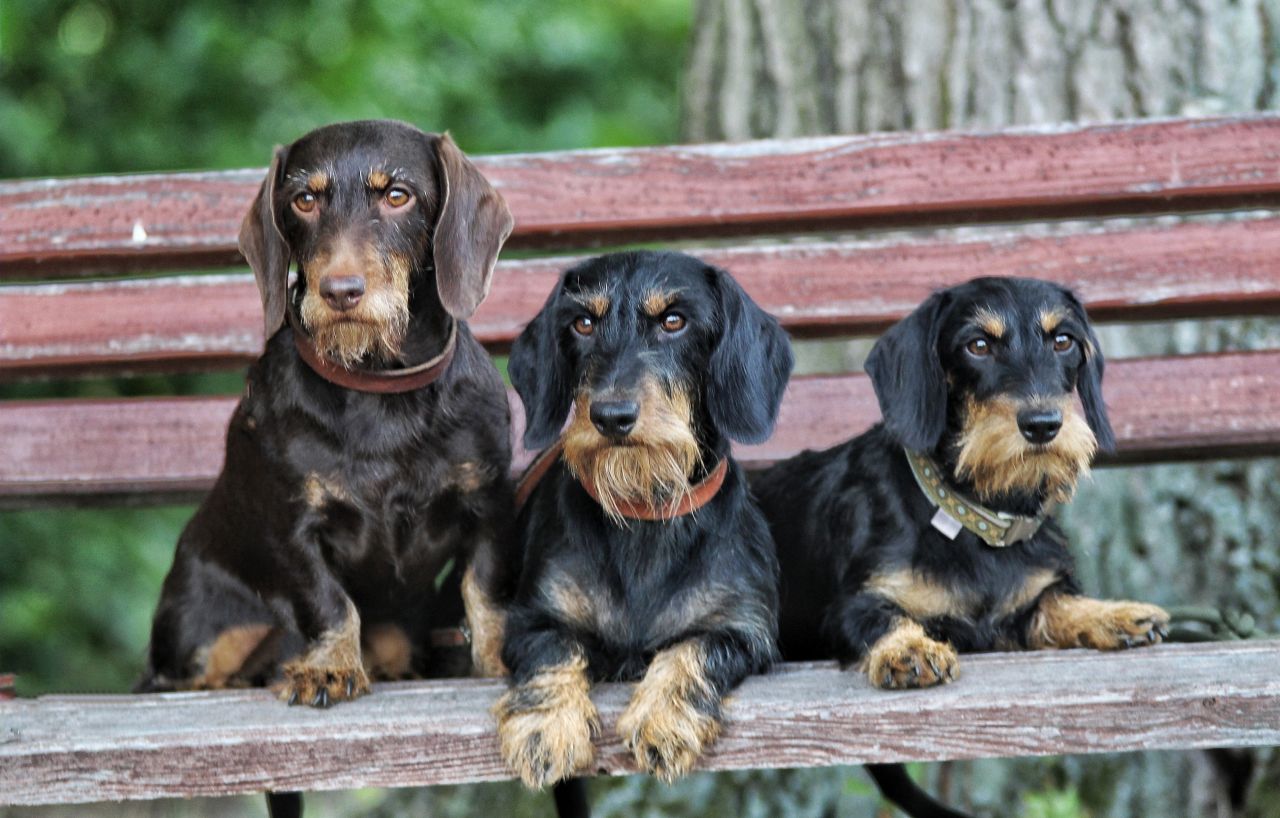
290, 317, 457, 394
514, 439, 729, 521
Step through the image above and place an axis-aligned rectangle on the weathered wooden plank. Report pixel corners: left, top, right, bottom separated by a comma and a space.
1, 641, 1277, 805
1, 351, 1276, 504
4, 215, 1280, 379
5, 115, 1280, 277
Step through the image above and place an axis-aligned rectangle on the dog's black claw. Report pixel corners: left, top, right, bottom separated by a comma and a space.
346, 677, 355, 697
313, 688, 329, 708
927, 658, 941, 679
286, 691, 299, 706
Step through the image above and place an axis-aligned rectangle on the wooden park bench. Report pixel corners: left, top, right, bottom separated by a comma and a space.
2, 114, 1279, 807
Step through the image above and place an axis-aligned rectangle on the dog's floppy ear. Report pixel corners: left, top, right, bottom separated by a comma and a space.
865, 291, 950, 451
238, 145, 291, 341
431, 133, 515, 320
509, 285, 574, 450
1064, 290, 1116, 452
705, 267, 794, 444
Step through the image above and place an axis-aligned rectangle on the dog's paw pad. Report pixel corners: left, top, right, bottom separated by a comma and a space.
865, 627, 959, 690
276, 663, 371, 708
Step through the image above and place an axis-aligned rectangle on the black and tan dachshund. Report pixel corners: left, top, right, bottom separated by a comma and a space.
755, 277, 1169, 695
495, 250, 793, 787
138, 120, 516, 710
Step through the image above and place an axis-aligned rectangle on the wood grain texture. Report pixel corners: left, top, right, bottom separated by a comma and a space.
6, 115, 1280, 277
1, 641, 1277, 805
2, 351, 1277, 503
4, 215, 1280, 378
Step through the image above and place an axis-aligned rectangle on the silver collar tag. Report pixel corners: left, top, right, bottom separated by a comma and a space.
931, 507, 964, 540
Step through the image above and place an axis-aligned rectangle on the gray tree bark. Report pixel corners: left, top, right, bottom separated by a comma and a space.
683, 2, 1280, 818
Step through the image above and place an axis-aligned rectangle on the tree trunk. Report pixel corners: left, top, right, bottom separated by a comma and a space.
683, 3, 1280, 818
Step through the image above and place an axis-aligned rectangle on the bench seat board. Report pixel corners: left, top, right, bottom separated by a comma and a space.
5, 115, 1280, 276
2, 351, 1277, 503
2, 641, 1277, 805
4, 215, 1280, 378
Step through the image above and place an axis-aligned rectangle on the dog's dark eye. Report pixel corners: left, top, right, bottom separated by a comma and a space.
660, 312, 687, 333
1052, 333, 1075, 353
292, 192, 318, 214
384, 187, 412, 209
572, 316, 595, 337
966, 338, 992, 357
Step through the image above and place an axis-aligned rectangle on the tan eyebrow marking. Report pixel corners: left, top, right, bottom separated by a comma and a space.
973, 307, 1005, 339
306, 171, 330, 193
570, 290, 610, 317
367, 169, 391, 189
1040, 307, 1068, 334
642, 289, 680, 317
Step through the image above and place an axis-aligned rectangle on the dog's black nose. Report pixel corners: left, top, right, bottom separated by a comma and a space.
1017, 407, 1063, 445
320, 276, 365, 311
590, 400, 639, 438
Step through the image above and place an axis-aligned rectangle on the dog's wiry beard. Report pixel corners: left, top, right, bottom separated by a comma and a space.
562, 378, 701, 522
299, 251, 412, 368
953, 394, 1097, 503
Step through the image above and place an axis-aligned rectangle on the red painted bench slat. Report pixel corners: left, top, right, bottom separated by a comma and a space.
5, 115, 1280, 277
4, 214, 1280, 379
3, 351, 1276, 503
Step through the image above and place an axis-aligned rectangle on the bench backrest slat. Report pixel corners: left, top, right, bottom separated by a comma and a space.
5, 115, 1280, 277
4, 215, 1280, 379
3, 350, 1276, 504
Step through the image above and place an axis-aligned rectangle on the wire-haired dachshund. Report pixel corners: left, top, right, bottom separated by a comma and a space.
138, 120, 516, 708
494, 250, 793, 788
754, 277, 1169, 693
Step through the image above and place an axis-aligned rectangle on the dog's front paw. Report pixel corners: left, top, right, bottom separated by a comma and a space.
493, 657, 598, 789
1032, 595, 1169, 650
617, 641, 721, 783
275, 659, 371, 707
616, 688, 720, 783
1080, 601, 1170, 649
864, 620, 959, 690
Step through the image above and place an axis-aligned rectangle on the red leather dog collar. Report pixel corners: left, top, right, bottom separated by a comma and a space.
291, 318, 457, 394
514, 440, 729, 521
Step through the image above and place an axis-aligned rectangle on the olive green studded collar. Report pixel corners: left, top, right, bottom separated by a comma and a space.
904, 448, 1058, 548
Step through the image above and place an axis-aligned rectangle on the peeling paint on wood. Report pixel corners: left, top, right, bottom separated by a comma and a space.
1, 642, 1277, 805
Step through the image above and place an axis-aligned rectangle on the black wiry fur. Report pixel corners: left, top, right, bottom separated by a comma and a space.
138, 121, 516, 701
500, 251, 791, 785
755, 277, 1167, 818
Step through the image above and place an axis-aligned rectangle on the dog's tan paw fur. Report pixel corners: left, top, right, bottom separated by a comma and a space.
274, 601, 371, 707
1031, 595, 1169, 650
617, 641, 721, 783
863, 619, 960, 690
493, 654, 598, 789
